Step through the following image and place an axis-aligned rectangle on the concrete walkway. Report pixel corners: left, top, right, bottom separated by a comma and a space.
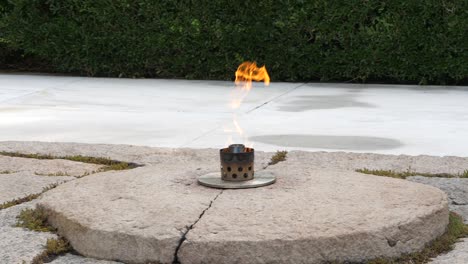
1, 73, 468, 156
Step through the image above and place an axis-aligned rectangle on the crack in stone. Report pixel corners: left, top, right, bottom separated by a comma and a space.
386, 238, 397, 247
172, 190, 224, 264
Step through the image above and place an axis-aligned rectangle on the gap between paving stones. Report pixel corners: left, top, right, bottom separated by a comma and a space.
0, 151, 142, 172
0, 183, 61, 210
0, 155, 142, 263
2, 143, 467, 263
173, 152, 288, 263
173, 190, 224, 264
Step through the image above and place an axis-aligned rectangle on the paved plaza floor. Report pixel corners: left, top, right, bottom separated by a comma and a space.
1, 73, 468, 156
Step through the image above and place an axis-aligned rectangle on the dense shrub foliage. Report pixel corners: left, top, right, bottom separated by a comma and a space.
1, 0, 467, 84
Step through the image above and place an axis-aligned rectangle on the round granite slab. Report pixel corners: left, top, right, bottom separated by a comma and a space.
37, 149, 449, 264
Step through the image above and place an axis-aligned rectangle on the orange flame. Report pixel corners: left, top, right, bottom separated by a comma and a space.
231, 61, 270, 109
225, 61, 269, 146
235, 61, 270, 89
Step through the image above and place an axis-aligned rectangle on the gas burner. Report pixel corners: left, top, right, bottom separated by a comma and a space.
198, 144, 276, 189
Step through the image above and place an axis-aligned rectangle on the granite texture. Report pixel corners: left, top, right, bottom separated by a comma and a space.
0, 200, 57, 264
408, 176, 468, 223
430, 239, 468, 264
0, 142, 467, 263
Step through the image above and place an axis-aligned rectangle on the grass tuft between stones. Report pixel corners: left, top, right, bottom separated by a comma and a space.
16, 206, 72, 263
0, 151, 141, 172
0, 183, 59, 210
365, 212, 468, 264
268, 150, 288, 166
15, 206, 55, 232
31, 237, 72, 264
34, 171, 70, 177
356, 168, 468, 179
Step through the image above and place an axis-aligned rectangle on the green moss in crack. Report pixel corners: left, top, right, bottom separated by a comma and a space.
356, 168, 468, 179
34, 171, 70, 177
268, 151, 288, 166
0, 170, 14, 174
0, 183, 59, 210
15, 206, 73, 263
31, 237, 71, 264
15, 206, 55, 232
365, 212, 468, 264
0, 151, 141, 171
461, 170, 468, 178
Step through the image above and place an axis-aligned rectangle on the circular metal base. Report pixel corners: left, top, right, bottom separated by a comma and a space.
198, 171, 276, 189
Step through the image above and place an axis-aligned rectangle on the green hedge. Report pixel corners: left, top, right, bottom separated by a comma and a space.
1, 0, 467, 84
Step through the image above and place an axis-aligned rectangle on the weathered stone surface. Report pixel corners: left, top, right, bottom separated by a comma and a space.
450, 205, 468, 224
407, 176, 468, 205
0, 142, 463, 263
179, 167, 448, 264
0, 172, 74, 204
430, 239, 468, 264
0, 155, 103, 177
287, 151, 468, 174
0, 141, 273, 169
407, 176, 468, 224
51, 254, 123, 264
3, 141, 468, 174
39, 164, 222, 263
0, 200, 57, 264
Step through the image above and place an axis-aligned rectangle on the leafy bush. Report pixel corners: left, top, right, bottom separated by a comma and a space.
1, 0, 467, 84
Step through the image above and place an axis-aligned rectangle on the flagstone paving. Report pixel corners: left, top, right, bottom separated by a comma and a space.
2, 73, 468, 157
0, 142, 467, 263
0, 200, 57, 263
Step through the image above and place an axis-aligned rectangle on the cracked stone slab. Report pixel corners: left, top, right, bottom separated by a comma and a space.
179, 166, 448, 263
50, 254, 123, 264
0, 141, 291, 169
5, 141, 467, 174
0, 200, 58, 264
430, 239, 468, 264
407, 176, 468, 224
0, 172, 75, 204
450, 205, 468, 224
287, 151, 468, 174
0, 142, 462, 263
0, 155, 104, 177
38, 161, 224, 263
407, 176, 468, 206
28, 142, 449, 264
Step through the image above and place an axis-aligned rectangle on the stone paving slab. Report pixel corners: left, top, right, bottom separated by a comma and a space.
0, 142, 467, 264
0, 172, 74, 204
179, 168, 448, 263
451, 205, 468, 224
430, 239, 468, 264
2, 74, 468, 156
287, 151, 468, 175
0, 200, 57, 264
50, 254, 123, 264
40, 165, 222, 264
0, 155, 103, 176
29, 143, 449, 264
0, 141, 273, 168
407, 176, 468, 223
407, 176, 468, 205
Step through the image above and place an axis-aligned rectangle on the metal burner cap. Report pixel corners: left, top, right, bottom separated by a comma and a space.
228, 144, 246, 153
